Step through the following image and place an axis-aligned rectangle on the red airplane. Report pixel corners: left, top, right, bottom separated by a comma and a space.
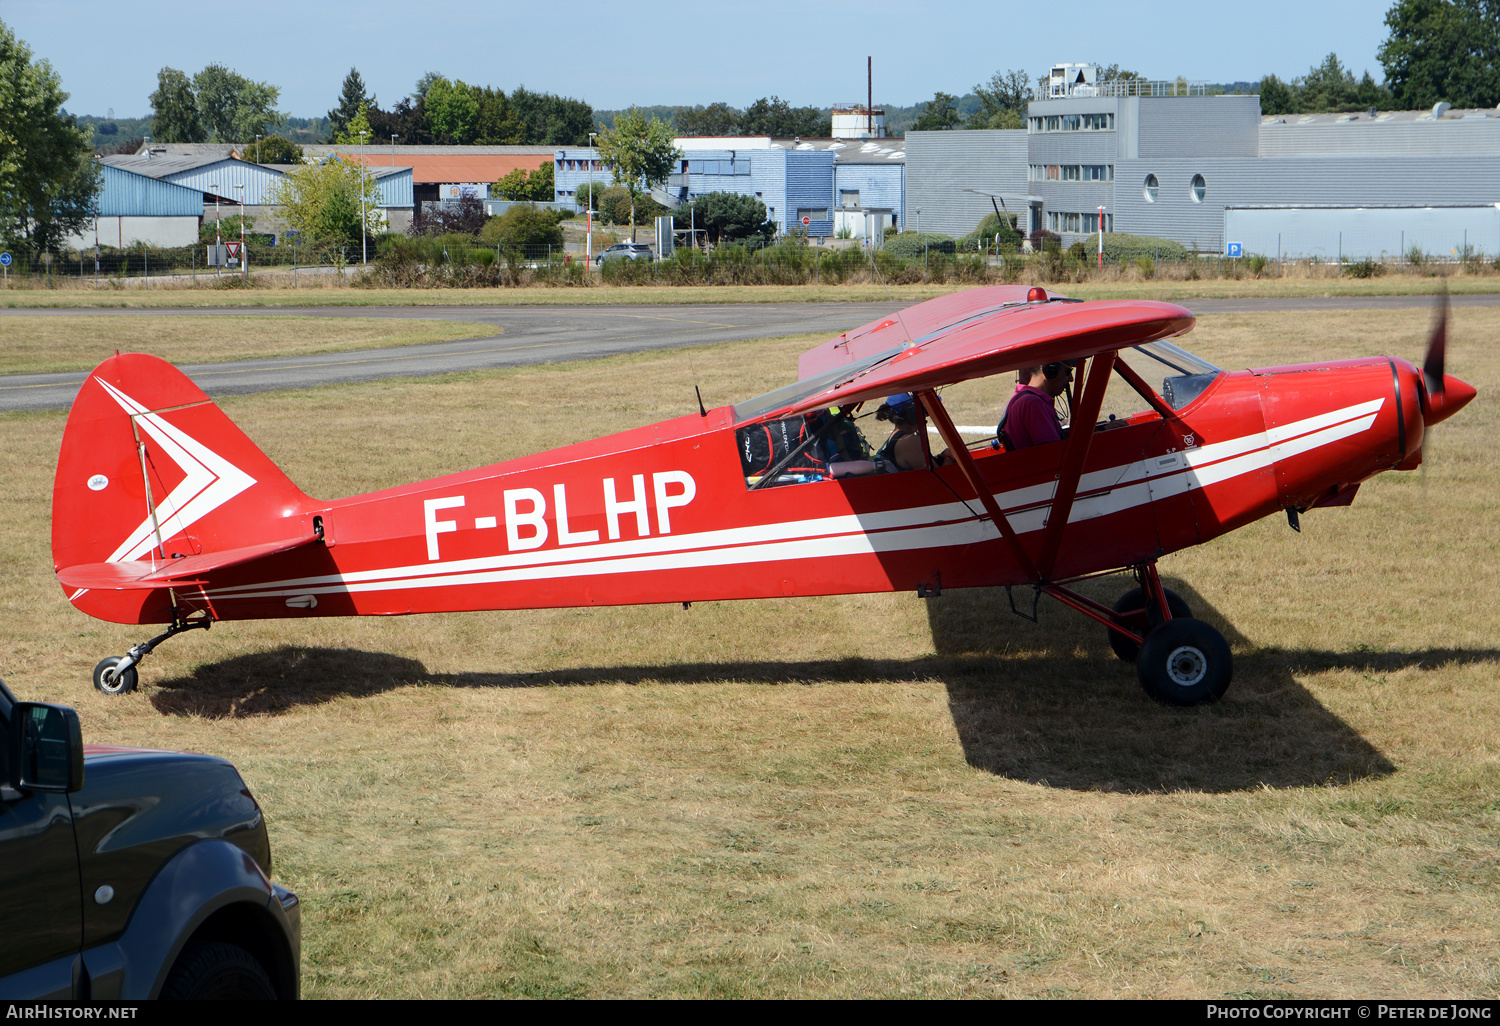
52, 285, 1474, 706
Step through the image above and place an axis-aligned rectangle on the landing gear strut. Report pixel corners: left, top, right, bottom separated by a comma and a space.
93, 613, 214, 695
1032, 562, 1233, 706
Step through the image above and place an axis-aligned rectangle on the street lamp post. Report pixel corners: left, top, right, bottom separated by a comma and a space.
209, 183, 221, 281
255, 134, 262, 163
1097, 205, 1105, 271
587, 132, 597, 269
359, 129, 369, 265
234, 183, 246, 280
392, 134, 399, 167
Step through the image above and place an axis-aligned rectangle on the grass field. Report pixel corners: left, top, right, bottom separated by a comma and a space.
0, 316, 489, 375
0, 275, 1498, 310
1, 304, 1496, 998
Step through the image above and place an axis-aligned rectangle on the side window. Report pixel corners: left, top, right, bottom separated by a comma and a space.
737, 412, 872, 489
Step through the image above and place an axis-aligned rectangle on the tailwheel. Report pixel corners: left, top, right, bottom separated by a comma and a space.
1106, 586, 1192, 662
1136, 618, 1232, 706
90, 613, 213, 697
93, 657, 139, 695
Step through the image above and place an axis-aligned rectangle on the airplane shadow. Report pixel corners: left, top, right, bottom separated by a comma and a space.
148, 577, 1498, 793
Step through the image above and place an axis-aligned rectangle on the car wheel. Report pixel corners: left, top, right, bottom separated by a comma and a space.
1135, 618, 1232, 706
1106, 587, 1192, 662
161, 940, 277, 1000
93, 657, 138, 695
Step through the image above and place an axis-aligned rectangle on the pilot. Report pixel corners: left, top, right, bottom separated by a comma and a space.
998, 361, 1073, 449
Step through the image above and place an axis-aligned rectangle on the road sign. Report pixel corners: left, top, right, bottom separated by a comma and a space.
802, 216, 811, 226
0, 253, 11, 267
1227, 242, 1243, 258
225, 241, 242, 259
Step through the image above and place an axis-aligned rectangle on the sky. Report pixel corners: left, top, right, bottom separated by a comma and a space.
6, 0, 1396, 118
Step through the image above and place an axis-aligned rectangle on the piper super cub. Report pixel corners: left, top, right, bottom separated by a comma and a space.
52, 285, 1475, 705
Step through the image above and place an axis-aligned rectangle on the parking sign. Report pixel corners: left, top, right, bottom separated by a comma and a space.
1227, 242, 1243, 258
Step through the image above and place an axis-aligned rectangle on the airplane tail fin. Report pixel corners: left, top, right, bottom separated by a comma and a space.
52, 354, 317, 615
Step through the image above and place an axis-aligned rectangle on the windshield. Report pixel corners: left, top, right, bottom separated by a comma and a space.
732, 342, 910, 423
1118, 340, 1221, 410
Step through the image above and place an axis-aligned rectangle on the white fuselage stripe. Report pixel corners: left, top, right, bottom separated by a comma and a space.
201, 397, 1384, 602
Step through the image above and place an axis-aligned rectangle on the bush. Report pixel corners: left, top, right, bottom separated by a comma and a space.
1344, 257, 1383, 278
1029, 229, 1061, 251
959, 211, 1021, 253
1247, 254, 1269, 277
1135, 256, 1155, 279
480, 204, 566, 248
884, 232, 957, 259
1079, 232, 1187, 262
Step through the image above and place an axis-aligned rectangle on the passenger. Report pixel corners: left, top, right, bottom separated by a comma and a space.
830, 393, 951, 477
998, 361, 1073, 449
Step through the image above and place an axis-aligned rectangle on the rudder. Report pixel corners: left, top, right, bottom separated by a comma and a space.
52, 353, 314, 611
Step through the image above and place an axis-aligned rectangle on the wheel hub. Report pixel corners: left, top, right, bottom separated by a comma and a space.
1165, 645, 1208, 687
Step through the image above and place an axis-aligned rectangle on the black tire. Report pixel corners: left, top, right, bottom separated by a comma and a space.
1136, 618, 1232, 706
161, 940, 277, 1000
1106, 587, 1192, 662
93, 657, 138, 695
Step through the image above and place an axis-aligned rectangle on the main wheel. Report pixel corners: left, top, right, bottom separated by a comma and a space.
1136, 618, 1232, 706
161, 940, 277, 1000
1106, 587, 1192, 662
93, 657, 138, 696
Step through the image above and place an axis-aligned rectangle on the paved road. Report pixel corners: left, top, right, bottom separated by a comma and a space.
2, 293, 1494, 412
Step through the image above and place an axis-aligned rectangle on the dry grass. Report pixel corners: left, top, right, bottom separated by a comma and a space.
1, 306, 1496, 998
0, 276, 1498, 310
0, 316, 490, 375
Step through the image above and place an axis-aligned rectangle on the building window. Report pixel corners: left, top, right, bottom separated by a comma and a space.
1144, 174, 1159, 203
840, 189, 860, 207
797, 208, 828, 221
1046, 165, 1060, 180
1083, 164, 1112, 181
1061, 165, 1081, 181
1190, 174, 1206, 203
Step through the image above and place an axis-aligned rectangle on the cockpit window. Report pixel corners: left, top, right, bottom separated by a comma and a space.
732, 344, 909, 423
1119, 341, 1222, 410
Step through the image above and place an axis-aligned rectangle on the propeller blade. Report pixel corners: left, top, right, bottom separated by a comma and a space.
1423, 287, 1449, 394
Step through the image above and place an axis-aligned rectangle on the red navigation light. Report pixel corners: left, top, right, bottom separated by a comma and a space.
1027, 287, 1048, 303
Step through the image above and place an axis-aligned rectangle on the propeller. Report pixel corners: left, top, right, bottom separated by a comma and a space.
1418, 285, 1476, 428
1423, 286, 1448, 396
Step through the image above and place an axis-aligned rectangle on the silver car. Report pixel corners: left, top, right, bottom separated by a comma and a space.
594, 242, 654, 265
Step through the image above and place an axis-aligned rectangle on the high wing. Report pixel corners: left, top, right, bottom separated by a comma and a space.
748, 287, 1193, 424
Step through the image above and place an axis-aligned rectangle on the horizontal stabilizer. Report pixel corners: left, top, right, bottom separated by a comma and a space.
58, 532, 319, 592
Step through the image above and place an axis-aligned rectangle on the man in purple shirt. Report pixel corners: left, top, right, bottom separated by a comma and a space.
998, 361, 1074, 449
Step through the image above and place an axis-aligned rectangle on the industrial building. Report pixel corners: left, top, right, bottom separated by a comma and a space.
62, 162, 206, 250
552, 136, 905, 240
905, 63, 1500, 258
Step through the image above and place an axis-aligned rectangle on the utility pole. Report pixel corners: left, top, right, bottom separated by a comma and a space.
235, 183, 246, 280
210, 183, 221, 281
359, 129, 369, 265
587, 132, 597, 269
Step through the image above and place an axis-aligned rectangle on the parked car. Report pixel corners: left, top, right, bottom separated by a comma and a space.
594, 241, 654, 265
0, 678, 300, 1000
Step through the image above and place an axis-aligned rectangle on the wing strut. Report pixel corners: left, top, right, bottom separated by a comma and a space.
1035, 352, 1114, 579
917, 389, 1039, 582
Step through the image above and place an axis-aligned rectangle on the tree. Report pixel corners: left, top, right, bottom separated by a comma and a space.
595, 106, 680, 235
1379, 0, 1500, 109
493, 161, 553, 201
1257, 73, 1297, 115
333, 103, 374, 145
968, 69, 1031, 129
424, 77, 479, 144
327, 68, 369, 140
741, 96, 828, 136
675, 192, 775, 245
268, 156, 383, 250
508, 86, 595, 145
193, 64, 284, 141
409, 192, 487, 237
251, 135, 304, 165
149, 67, 203, 143
912, 91, 962, 131
365, 97, 431, 144
472, 86, 518, 144
675, 102, 740, 136
0, 21, 101, 256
